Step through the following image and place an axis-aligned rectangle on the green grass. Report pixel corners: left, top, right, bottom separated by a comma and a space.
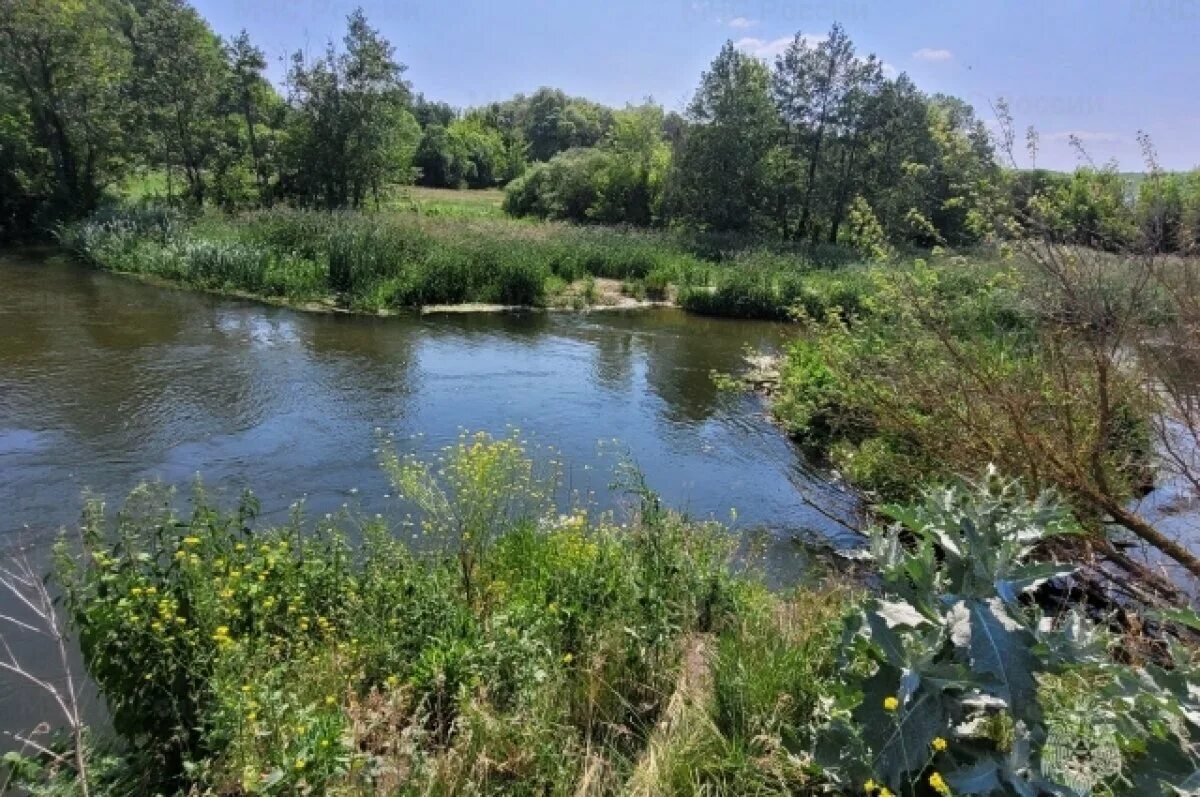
12, 433, 1193, 796
58, 197, 876, 317
58, 206, 720, 311
385, 186, 509, 220
24, 433, 852, 796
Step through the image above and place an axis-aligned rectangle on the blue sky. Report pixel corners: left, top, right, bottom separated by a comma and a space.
193, 0, 1200, 171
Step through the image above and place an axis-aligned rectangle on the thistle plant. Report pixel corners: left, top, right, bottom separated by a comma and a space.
818, 468, 1200, 796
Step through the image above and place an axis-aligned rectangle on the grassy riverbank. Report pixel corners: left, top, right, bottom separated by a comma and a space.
5, 434, 1199, 796
56, 191, 870, 318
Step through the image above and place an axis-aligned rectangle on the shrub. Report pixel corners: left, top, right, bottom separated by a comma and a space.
816, 471, 1200, 795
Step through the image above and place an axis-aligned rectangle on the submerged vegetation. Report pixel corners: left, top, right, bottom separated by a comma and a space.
4, 437, 1199, 795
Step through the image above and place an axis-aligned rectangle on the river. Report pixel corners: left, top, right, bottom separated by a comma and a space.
0, 248, 859, 742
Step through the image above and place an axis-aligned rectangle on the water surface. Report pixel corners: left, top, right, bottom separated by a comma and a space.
0, 248, 859, 738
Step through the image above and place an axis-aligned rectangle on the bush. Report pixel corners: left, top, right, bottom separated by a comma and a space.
40, 434, 755, 794
9, 444, 1198, 796
816, 471, 1200, 795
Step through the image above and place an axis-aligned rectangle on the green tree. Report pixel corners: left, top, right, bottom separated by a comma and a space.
414, 116, 507, 188
282, 8, 417, 208
667, 42, 779, 232
224, 29, 280, 202
0, 0, 132, 224
772, 24, 881, 241
119, 0, 230, 205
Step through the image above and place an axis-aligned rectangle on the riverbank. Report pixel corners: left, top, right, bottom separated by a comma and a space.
55, 204, 873, 321
5, 434, 1198, 796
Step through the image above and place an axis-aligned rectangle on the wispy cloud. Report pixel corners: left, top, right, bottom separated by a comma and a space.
1046, 130, 1122, 143
735, 34, 823, 61
913, 47, 954, 62
727, 16, 757, 29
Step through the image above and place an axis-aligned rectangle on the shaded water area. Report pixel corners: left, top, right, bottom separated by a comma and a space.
0, 249, 858, 740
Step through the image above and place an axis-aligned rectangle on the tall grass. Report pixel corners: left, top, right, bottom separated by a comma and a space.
61, 207, 738, 311
23, 434, 850, 795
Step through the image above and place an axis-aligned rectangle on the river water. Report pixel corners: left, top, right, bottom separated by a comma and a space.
0, 249, 858, 740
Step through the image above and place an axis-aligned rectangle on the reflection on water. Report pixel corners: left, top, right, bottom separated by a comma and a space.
0, 248, 860, 737
1, 249, 857, 548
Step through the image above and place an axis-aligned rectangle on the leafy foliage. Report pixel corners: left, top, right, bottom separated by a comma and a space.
818, 471, 1200, 796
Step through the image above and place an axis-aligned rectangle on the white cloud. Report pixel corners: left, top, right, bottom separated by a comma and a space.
735, 34, 823, 61
1046, 130, 1122, 143
913, 47, 954, 62
727, 16, 757, 29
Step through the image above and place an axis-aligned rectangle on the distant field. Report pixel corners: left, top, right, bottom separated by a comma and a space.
113, 171, 511, 221
387, 186, 508, 219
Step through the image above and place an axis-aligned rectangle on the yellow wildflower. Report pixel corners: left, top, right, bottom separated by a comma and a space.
294, 758, 306, 770
883, 696, 899, 712
878, 789, 893, 797
864, 779, 877, 793
325, 695, 336, 706
929, 772, 950, 796
183, 536, 201, 546
562, 653, 574, 664
932, 736, 948, 752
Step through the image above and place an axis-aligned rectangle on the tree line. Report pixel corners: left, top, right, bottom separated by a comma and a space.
3, 0, 1198, 254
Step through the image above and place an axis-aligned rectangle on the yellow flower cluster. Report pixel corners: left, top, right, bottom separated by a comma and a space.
212, 625, 233, 646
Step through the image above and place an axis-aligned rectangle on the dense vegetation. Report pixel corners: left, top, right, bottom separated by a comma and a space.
4, 437, 1198, 795
56, 204, 718, 309
6, 0, 1200, 256
6, 1, 1200, 794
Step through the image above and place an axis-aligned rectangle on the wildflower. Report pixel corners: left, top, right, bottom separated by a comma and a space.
183, 536, 201, 546
386, 675, 399, 689
174, 550, 186, 561
878, 790, 893, 797
131, 587, 144, 597
235, 543, 246, 552
932, 736, 948, 752
145, 586, 157, 595
325, 695, 336, 706
294, 758, 306, 770
241, 684, 252, 694
883, 696, 899, 712
562, 653, 573, 664
929, 772, 950, 795
246, 712, 257, 723
863, 779, 877, 793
